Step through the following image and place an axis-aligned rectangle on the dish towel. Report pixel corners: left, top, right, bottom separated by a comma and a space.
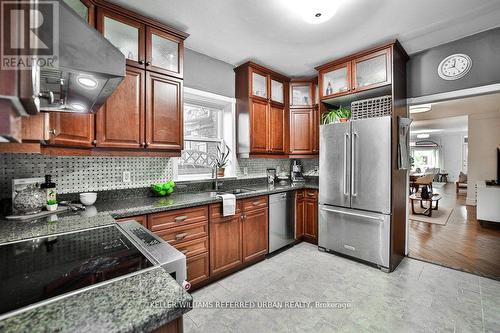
218, 193, 236, 217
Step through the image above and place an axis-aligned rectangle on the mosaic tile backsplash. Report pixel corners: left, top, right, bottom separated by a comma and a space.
0, 154, 318, 199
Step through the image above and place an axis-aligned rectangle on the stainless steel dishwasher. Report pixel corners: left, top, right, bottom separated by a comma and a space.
269, 192, 295, 253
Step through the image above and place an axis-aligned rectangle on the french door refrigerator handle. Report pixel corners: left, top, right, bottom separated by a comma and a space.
343, 132, 349, 196
351, 132, 358, 197
320, 206, 383, 221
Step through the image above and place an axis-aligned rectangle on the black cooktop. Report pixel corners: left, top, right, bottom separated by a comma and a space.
0, 225, 153, 318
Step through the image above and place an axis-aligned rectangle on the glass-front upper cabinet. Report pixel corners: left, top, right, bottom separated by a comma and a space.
270, 79, 284, 104
97, 9, 145, 68
320, 62, 351, 99
63, 0, 93, 24
251, 71, 268, 99
146, 27, 183, 78
290, 83, 312, 108
353, 48, 391, 92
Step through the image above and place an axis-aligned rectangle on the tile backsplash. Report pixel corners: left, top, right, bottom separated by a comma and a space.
0, 154, 318, 199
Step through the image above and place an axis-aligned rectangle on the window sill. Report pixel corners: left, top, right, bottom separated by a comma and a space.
174, 175, 237, 183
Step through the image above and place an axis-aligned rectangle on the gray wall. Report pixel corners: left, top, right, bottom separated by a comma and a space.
183, 48, 235, 98
407, 27, 500, 98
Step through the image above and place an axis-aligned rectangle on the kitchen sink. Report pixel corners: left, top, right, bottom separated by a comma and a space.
220, 188, 255, 195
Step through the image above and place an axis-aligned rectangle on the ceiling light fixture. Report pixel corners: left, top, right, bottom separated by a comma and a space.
282, 0, 343, 24
409, 104, 432, 114
416, 133, 430, 139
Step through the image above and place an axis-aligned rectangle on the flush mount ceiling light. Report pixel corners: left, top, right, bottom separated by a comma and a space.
282, 0, 343, 24
416, 133, 430, 139
409, 104, 432, 114
77, 76, 98, 89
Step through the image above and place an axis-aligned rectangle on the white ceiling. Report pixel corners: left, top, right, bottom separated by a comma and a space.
109, 0, 500, 77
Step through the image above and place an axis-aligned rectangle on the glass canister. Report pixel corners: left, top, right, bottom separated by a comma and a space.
13, 184, 46, 214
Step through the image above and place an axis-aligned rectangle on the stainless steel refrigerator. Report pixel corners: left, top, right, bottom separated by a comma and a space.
318, 116, 391, 269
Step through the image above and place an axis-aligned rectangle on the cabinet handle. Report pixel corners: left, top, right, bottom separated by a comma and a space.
145, 61, 151, 66
175, 232, 188, 240
92, 139, 97, 145
49, 129, 57, 136
174, 215, 188, 222
146, 142, 151, 146
307, 192, 315, 197
252, 201, 261, 206
138, 60, 145, 65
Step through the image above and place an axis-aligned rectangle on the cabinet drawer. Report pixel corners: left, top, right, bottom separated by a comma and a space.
148, 206, 209, 231
155, 221, 208, 245
174, 236, 208, 258
209, 202, 242, 219
242, 196, 268, 211
305, 189, 318, 200
187, 252, 209, 285
115, 215, 147, 226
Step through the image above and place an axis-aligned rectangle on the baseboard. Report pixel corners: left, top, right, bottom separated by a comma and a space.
466, 197, 477, 206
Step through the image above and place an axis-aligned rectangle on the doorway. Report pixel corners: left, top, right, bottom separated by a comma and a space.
407, 92, 500, 280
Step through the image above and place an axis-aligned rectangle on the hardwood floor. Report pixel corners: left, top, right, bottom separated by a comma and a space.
409, 183, 500, 280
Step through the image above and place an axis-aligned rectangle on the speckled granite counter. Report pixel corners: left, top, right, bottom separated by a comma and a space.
96, 182, 319, 219
0, 212, 116, 244
0, 267, 192, 333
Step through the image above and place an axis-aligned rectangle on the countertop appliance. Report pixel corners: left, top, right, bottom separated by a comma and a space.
13, 0, 125, 115
318, 116, 391, 270
290, 160, 305, 183
269, 192, 295, 253
266, 168, 276, 185
0, 221, 186, 320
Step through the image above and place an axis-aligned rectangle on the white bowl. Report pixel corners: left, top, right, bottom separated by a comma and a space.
79, 192, 97, 206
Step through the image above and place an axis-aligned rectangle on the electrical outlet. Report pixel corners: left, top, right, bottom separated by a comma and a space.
314, 165, 319, 172
122, 171, 131, 183
243, 167, 248, 175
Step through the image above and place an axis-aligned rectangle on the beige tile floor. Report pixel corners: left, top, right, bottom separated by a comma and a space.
185, 242, 499, 332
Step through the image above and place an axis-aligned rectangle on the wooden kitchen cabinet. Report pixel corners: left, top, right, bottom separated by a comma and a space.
96, 66, 145, 149
290, 82, 314, 108
295, 191, 305, 240
115, 214, 147, 226
303, 190, 318, 244
146, 26, 183, 79
235, 61, 289, 157
242, 208, 268, 262
145, 72, 183, 150
210, 214, 243, 276
316, 45, 392, 101
187, 252, 209, 286
289, 109, 314, 155
49, 113, 95, 147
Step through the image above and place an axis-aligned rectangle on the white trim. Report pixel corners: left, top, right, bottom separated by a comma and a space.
184, 87, 236, 104
407, 83, 500, 106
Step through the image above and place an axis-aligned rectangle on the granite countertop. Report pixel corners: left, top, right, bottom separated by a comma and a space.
0, 267, 192, 333
96, 182, 319, 219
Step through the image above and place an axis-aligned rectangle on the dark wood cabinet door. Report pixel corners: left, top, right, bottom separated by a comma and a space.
115, 215, 147, 226
313, 106, 319, 154
97, 8, 146, 69
187, 252, 209, 286
242, 208, 268, 262
319, 61, 351, 100
290, 109, 313, 154
304, 198, 318, 240
145, 72, 183, 150
49, 113, 95, 147
210, 215, 242, 276
146, 26, 183, 79
352, 47, 392, 93
250, 98, 268, 153
295, 192, 304, 239
96, 66, 145, 149
269, 104, 285, 153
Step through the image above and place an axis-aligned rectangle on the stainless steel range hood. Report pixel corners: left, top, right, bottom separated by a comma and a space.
34, 0, 125, 113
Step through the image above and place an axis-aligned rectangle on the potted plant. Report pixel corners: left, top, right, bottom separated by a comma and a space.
321, 106, 352, 124
215, 143, 231, 177
46, 199, 58, 211
333, 106, 351, 122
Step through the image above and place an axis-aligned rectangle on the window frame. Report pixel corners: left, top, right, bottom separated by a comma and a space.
173, 87, 236, 181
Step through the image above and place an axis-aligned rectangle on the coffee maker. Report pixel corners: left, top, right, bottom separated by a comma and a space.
290, 160, 305, 183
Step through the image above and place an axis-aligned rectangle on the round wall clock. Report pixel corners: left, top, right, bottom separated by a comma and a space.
437, 54, 472, 80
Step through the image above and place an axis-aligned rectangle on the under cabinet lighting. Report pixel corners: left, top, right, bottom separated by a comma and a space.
77, 76, 98, 89
409, 104, 432, 114
416, 133, 430, 139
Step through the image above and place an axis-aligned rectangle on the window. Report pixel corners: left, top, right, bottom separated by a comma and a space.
173, 88, 236, 180
411, 148, 439, 171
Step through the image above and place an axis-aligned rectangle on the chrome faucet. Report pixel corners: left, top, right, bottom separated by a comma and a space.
212, 165, 221, 191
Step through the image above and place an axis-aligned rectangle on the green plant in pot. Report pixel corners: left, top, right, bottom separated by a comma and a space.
322, 106, 352, 124
215, 143, 231, 177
